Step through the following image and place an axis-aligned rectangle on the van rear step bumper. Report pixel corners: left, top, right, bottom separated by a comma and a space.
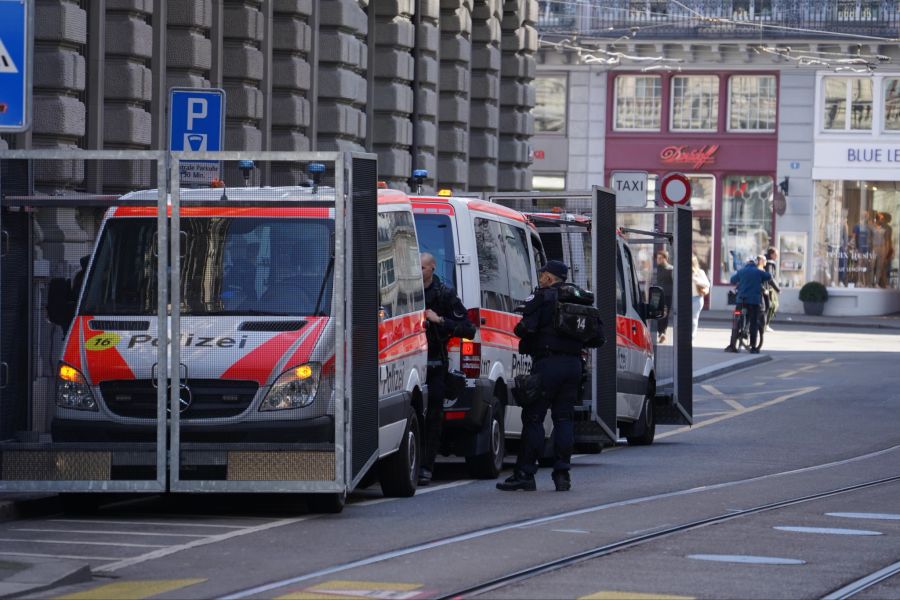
50, 417, 335, 444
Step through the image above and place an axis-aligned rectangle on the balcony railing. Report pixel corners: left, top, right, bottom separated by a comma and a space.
536, 1, 900, 39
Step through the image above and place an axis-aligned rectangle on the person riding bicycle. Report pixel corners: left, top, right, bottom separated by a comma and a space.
725, 257, 772, 354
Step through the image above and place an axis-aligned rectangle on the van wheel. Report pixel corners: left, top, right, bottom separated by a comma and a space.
466, 411, 505, 479
626, 394, 656, 446
378, 408, 420, 498
306, 492, 346, 514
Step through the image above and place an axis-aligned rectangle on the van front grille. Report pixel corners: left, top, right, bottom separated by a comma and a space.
100, 379, 259, 419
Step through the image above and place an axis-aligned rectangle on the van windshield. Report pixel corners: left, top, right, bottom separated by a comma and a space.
80, 217, 334, 316
413, 213, 457, 289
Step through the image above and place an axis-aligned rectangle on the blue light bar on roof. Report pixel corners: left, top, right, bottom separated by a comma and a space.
308, 163, 326, 174
412, 169, 428, 179
238, 160, 255, 170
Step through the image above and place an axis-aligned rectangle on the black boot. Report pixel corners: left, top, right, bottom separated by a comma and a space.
551, 469, 571, 492
496, 470, 536, 491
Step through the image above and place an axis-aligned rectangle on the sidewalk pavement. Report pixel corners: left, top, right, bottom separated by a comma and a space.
702, 309, 900, 330
0, 313, 893, 597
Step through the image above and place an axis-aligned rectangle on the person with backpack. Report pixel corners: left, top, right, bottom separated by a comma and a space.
419, 252, 477, 486
497, 260, 602, 493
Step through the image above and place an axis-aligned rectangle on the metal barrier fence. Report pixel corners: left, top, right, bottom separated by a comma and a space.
618, 205, 693, 425
0, 150, 378, 495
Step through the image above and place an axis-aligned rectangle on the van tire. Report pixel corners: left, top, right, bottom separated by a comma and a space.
465, 410, 505, 479
378, 408, 420, 498
626, 393, 656, 446
306, 492, 346, 514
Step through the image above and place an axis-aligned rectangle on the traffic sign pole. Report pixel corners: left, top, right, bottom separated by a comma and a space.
0, 0, 33, 132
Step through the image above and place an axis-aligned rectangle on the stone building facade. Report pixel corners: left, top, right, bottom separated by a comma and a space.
0, 0, 538, 193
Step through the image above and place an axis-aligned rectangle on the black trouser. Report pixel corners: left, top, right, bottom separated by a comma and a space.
422, 363, 447, 470
746, 302, 762, 349
516, 354, 582, 475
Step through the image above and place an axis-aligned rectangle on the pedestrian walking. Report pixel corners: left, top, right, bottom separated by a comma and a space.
655, 250, 674, 344
497, 260, 587, 493
762, 247, 780, 331
690, 255, 710, 340
419, 252, 476, 486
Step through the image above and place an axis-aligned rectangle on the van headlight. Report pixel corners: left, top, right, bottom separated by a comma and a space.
260, 363, 321, 411
56, 363, 98, 411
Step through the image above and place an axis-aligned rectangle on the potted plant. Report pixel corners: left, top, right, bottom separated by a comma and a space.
799, 281, 828, 316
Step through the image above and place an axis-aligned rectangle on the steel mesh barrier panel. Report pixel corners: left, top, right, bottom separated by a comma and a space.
673, 205, 693, 423
167, 154, 344, 491
350, 156, 379, 480
592, 187, 618, 439
0, 152, 167, 492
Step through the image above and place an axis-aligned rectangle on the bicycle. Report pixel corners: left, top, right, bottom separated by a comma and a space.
726, 292, 764, 353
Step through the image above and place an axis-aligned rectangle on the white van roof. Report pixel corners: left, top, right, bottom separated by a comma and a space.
119, 185, 337, 202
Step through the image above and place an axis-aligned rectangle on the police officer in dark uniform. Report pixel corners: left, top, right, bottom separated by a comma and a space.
497, 260, 583, 492
419, 252, 476, 486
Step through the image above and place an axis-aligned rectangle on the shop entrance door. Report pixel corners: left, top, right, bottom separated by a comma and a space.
686, 175, 715, 302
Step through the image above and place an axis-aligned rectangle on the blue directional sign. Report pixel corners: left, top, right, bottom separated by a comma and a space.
169, 87, 225, 184
0, 0, 33, 132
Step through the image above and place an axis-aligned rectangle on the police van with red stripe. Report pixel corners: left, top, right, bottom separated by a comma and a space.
49, 183, 428, 497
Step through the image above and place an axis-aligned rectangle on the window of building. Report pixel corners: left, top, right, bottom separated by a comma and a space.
813, 180, 899, 290
533, 174, 566, 191
823, 76, 873, 131
614, 75, 661, 130
729, 75, 776, 131
885, 78, 900, 131
671, 75, 719, 131
534, 75, 567, 134
720, 175, 774, 281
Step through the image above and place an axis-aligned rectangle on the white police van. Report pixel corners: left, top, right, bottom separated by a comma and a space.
47, 184, 428, 499
411, 190, 544, 477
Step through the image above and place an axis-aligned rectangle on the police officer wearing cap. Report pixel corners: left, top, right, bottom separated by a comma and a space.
498, 260, 583, 492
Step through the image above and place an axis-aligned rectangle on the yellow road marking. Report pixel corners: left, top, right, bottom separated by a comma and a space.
777, 364, 819, 379
700, 384, 743, 410
54, 579, 205, 600
579, 592, 694, 600
694, 411, 731, 417
277, 580, 425, 600
722, 398, 745, 411
656, 386, 819, 441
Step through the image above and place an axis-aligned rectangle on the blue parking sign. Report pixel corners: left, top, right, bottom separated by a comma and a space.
169, 87, 225, 184
0, 0, 33, 132
169, 88, 225, 152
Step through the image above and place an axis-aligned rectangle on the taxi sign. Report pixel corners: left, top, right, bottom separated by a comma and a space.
660, 173, 692, 206
610, 171, 649, 207
0, 0, 33, 132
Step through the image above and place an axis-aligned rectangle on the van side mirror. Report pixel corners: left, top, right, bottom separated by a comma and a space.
645, 285, 666, 320
47, 278, 76, 331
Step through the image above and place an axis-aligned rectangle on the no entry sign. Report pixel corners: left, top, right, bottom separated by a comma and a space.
660, 173, 692, 206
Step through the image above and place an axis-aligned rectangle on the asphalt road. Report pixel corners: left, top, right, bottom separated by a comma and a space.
7, 323, 900, 599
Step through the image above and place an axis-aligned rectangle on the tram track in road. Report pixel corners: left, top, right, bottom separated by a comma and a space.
222, 444, 900, 600
439, 475, 900, 599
